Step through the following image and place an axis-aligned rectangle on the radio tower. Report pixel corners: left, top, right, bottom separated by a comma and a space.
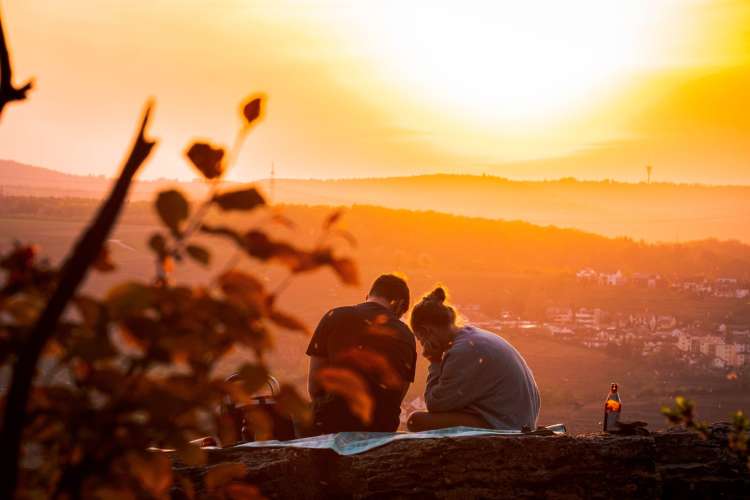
646, 164, 653, 184
270, 161, 276, 204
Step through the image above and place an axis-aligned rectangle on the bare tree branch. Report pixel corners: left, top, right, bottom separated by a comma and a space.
0, 102, 157, 498
0, 7, 33, 119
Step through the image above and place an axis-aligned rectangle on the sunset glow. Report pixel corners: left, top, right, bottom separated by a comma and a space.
1, 1, 750, 183
326, 2, 676, 123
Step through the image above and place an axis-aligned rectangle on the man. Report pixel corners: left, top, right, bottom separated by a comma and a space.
306, 274, 416, 434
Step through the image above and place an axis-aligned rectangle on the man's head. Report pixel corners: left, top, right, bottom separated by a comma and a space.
367, 274, 410, 318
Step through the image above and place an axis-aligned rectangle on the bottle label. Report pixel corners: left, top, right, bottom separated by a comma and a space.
605, 399, 621, 412
605, 411, 619, 430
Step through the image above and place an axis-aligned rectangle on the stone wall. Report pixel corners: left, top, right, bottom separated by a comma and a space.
174, 425, 749, 499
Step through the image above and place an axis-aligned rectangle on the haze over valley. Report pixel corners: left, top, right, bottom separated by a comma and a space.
3, 159, 750, 243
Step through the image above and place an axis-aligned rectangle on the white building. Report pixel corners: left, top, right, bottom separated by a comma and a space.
575, 308, 601, 329
715, 343, 748, 368
676, 330, 691, 352
576, 268, 597, 282
601, 270, 624, 286
698, 336, 723, 357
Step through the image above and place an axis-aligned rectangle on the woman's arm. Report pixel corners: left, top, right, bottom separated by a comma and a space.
425, 345, 486, 413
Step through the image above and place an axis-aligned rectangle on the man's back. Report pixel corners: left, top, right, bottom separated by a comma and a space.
306, 302, 416, 433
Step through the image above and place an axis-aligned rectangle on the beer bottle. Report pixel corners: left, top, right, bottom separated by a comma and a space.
603, 382, 621, 432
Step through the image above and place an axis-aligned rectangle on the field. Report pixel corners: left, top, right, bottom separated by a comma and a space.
496, 333, 750, 433
2, 209, 749, 434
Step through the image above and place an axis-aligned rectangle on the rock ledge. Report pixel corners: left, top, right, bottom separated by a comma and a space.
175, 425, 749, 499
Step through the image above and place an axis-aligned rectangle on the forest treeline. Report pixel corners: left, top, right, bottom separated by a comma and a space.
2, 194, 750, 280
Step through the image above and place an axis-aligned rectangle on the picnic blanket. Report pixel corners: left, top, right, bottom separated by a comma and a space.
233, 424, 566, 456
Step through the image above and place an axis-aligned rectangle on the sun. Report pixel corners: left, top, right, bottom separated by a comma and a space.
330, 1, 685, 127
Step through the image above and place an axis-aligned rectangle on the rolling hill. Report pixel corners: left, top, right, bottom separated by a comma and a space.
3, 159, 750, 243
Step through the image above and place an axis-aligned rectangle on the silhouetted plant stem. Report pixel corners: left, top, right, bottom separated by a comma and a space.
272, 272, 294, 298
226, 126, 249, 171
0, 103, 156, 498
218, 248, 244, 275
0, 8, 33, 119
181, 188, 217, 241
168, 184, 218, 268
171, 127, 248, 260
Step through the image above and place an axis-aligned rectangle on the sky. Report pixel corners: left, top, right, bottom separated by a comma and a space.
1, 0, 750, 184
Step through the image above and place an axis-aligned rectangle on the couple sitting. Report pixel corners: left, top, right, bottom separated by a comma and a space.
306, 274, 540, 434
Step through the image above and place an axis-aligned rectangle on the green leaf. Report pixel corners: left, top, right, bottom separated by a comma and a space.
218, 271, 266, 312
275, 384, 312, 426
269, 309, 309, 334
242, 230, 275, 260
68, 329, 118, 361
93, 243, 116, 272
186, 244, 211, 266
155, 190, 189, 236
149, 232, 167, 256
86, 367, 127, 393
186, 142, 225, 179
213, 188, 265, 211
323, 209, 343, 229
106, 282, 153, 319
241, 95, 265, 127
74, 295, 105, 328
5, 293, 44, 325
236, 363, 270, 395
331, 258, 359, 285
316, 368, 372, 425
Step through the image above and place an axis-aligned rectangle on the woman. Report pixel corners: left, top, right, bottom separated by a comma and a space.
407, 287, 540, 431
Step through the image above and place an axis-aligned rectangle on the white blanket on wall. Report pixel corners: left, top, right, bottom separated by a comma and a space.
232, 424, 566, 456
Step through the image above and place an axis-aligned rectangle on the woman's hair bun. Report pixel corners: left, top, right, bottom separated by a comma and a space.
411, 285, 455, 330
427, 286, 446, 304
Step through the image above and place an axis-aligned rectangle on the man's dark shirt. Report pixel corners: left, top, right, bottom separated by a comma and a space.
306, 302, 417, 433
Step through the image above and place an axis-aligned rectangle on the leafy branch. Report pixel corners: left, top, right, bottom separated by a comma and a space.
0, 7, 33, 119
661, 396, 709, 437
662, 396, 750, 470
0, 103, 156, 498
0, 89, 359, 498
0, 9, 361, 496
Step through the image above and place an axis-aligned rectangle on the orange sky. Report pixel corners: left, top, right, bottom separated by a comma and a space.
1, 0, 749, 183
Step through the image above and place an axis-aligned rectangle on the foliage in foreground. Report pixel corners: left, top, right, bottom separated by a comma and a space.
0, 94, 360, 498
662, 396, 750, 469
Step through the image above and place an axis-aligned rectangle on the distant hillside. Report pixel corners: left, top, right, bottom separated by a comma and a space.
259, 175, 750, 243
3, 159, 749, 242
0, 159, 210, 200
3, 195, 750, 282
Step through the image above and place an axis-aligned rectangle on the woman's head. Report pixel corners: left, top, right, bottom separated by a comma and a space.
410, 286, 457, 348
